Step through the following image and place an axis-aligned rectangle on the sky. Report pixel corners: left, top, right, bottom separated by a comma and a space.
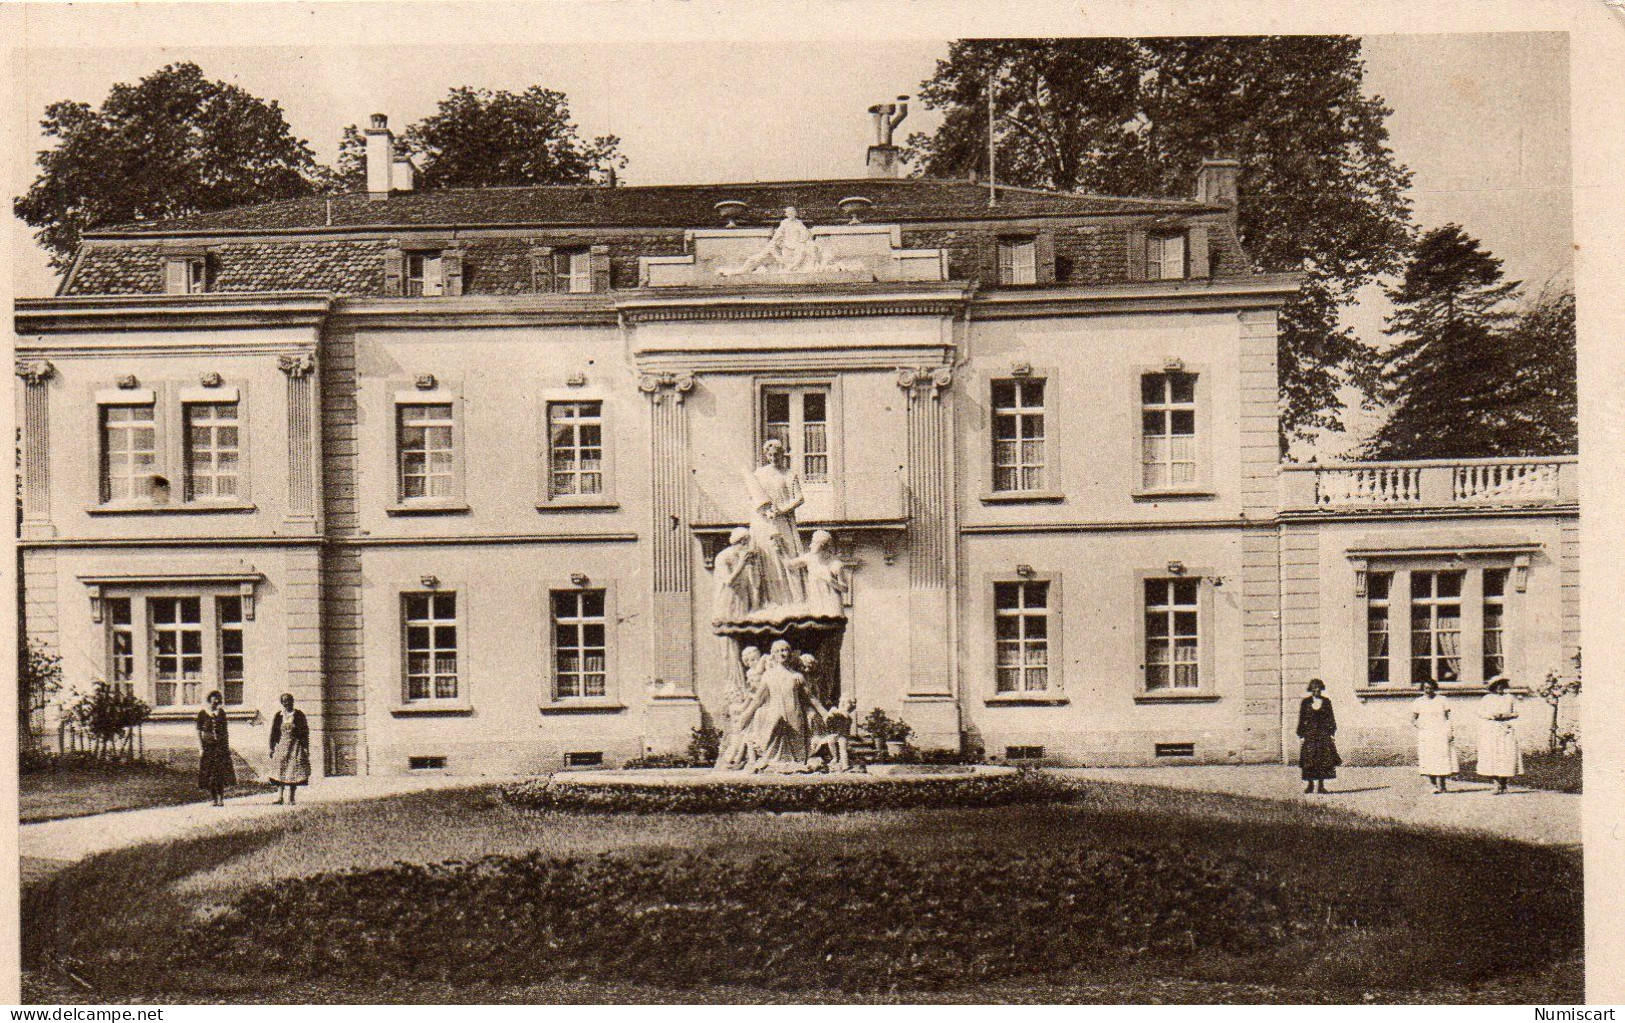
6, 32, 1572, 446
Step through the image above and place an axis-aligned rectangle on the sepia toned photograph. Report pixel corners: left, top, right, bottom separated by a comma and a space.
8, 4, 1602, 1007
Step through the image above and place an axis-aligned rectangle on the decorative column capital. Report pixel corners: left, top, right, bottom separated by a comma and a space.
14, 360, 54, 385
895, 365, 953, 400
638, 370, 697, 403
277, 353, 317, 379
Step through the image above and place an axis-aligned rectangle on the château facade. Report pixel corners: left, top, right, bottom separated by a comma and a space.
14, 112, 1578, 776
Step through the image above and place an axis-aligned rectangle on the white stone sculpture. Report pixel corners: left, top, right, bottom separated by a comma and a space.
745, 439, 807, 606
789, 529, 847, 617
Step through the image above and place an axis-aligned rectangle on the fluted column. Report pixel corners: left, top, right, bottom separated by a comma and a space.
897, 366, 956, 705
640, 370, 696, 695
16, 360, 56, 539
278, 352, 319, 529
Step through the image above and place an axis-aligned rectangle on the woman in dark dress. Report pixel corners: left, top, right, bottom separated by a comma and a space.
1297, 678, 1341, 795
196, 690, 236, 807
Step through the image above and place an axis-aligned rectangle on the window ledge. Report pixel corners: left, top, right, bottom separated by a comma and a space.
88, 501, 258, 516
385, 502, 472, 517
536, 501, 621, 513
1131, 488, 1217, 502
146, 708, 260, 722
980, 490, 1066, 505
1355, 685, 1532, 700
1135, 692, 1222, 704
540, 701, 627, 715
984, 695, 1070, 707
390, 702, 474, 716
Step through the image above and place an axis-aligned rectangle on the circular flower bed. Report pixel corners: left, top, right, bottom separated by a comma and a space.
499, 769, 1077, 814
190, 844, 1378, 992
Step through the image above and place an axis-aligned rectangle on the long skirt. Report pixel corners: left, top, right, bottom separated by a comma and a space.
270, 736, 311, 786
1299, 735, 1341, 781
1416, 728, 1459, 777
1476, 722, 1523, 778
198, 744, 236, 793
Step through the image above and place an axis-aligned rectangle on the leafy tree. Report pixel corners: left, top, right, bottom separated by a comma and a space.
18, 638, 61, 766
14, 62, 321, 271
314, 123, 368, 194
1490, 287, 1578, 455
1366, 224, 1529, 459
401, 86, 624, 189
908, 37, 1416, 446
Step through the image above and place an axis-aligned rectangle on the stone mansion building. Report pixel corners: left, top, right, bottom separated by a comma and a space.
14, 111, 1579, 776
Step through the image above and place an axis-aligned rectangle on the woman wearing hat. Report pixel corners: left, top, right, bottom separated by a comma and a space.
1411, 679, 1459, 793
1296, 679, 1341, 794
1476, 677, 1523, 794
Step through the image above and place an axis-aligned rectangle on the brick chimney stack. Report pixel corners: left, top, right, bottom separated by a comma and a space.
364, 114, 418, 198
1195, 158, 1240, 209
866, 96, 910, 178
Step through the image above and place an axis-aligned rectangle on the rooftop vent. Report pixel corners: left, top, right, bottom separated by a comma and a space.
866, 96, 909, 178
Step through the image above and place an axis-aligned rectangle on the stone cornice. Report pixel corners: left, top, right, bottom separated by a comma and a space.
971, 273, 1303, 318
15, 292, 334, 334
332, 294, 619, 329
614, 282, 975, 324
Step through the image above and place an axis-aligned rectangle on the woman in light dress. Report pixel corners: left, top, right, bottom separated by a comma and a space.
1411, 679, 1458, 793
268, 692, 311, 805
1476, 677, 1523, 794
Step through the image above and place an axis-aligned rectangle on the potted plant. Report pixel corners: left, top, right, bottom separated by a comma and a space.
861, 709, 913, 762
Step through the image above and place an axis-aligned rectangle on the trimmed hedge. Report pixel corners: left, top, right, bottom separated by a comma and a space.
190, 844, 1378, 992
499, 770, 1078, 814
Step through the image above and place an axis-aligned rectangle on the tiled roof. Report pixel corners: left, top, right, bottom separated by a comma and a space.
89, 178, 1217, 237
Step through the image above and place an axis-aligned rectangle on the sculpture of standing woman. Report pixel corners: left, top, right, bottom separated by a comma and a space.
711, 526, 761, 623
746, 438, 806, 606
789, 529, 847, 617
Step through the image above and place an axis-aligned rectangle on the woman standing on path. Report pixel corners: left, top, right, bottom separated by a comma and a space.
196, 690, 235, 807
268, 693, 311, 805
1476, 677, 1524, 794
1412, 679, 1459, 793
1296, 679, 1341, 795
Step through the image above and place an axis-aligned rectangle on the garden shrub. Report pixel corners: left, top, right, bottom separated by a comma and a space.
189, 843, 1380, 992
499, 770, 1077, 814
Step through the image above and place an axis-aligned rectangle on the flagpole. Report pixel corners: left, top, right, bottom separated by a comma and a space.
987, 68, 997, 207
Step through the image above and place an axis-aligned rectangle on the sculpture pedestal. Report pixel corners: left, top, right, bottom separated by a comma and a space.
901, 696, 960, 753
641, 694, 702, 757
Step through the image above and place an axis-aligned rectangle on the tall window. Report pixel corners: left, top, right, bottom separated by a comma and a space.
1367, 572, 1393, 685
998, 238, 1037, 285
397, 404, 456, 501
150, 596, 204, 707
403, 592, 459, 701
1147, 233, 1187, 280
1141, 372, 1198, 490
552, 248, 592, 293
100, 404, 158, 502
548, 401, 604, 498
1410, 570, 1464, 684
994, 581, 1049, 693
1144, 578, 1201, 691
553, 589, 608, 699
106, 598, 135, 695
1483, 568, 1508, 679
218, 596, 245, 706
184, 403, 240, 501
761, 386, 830, 484
991, 379, 1046, 492
404, 251, 445, 297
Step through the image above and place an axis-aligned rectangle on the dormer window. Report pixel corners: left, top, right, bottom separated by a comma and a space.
1147, 232, 1187, 281
998, 238, 1037, 286
405, 251, 445, 297
164, 255, 208, 295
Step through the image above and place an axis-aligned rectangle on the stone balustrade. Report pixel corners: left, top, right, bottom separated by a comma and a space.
1281, 456, 1577, 512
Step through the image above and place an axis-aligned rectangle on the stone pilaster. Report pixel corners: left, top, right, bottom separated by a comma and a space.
896, 366, 959, 748
15, 360, 55, 539
278, 352, 319, 530
639, 371, 701, 753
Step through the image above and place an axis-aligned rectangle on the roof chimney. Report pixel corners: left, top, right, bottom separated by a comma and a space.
365, 114, 399, 198
866, 95, 909, 178
1195, 157, 1240, 209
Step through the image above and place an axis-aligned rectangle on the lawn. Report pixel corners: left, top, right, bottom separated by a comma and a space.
1471, 751, 1582, 794
20, 761, 258, 823
20, 781, 1581, 1004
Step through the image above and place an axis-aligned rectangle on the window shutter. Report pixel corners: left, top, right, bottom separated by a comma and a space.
589, 244, 611, 292
384, 248, 405, 296
978, 238, 1001, 287
1125, 226, 1148, 282
996, 242, 1014, 285
163, 258, 188, 295
1035, 232, 1057, 284
442, 249, 465, 296
1187, 226, 1210, 279
530, 246, 555, 293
